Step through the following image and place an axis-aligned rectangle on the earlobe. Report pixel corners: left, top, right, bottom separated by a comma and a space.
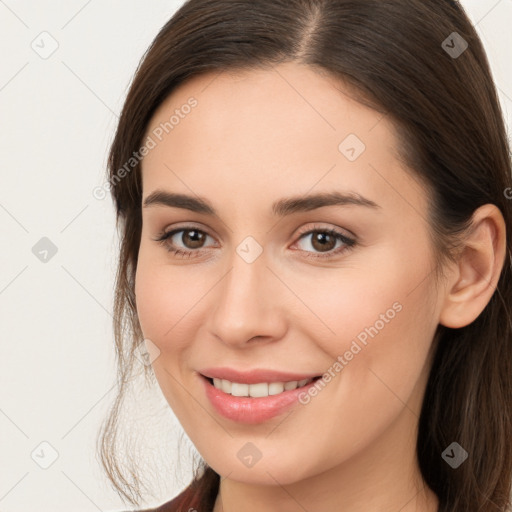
439, 204, 507, 329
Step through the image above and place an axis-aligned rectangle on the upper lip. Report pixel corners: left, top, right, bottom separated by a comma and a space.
199, 367, 321, 384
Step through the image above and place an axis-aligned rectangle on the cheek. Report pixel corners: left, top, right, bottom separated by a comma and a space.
288, 251, 435, 358
133, 249, 222, 408
300, 240, 439, 406
134, 263, 167, 342
134, 246, 200, 349
134, 257, 201, 414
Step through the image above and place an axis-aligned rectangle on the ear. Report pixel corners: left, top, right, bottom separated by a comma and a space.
439, 204, 507, 329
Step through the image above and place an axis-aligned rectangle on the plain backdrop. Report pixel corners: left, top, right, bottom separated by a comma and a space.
0, 1, 511, 511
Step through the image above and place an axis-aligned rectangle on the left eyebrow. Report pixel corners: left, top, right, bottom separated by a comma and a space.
142, 190, 381, 216
272, 191, 381, 216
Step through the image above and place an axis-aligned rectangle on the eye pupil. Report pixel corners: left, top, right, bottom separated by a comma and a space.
311, 231, 336, 252
183, 229, 205, 248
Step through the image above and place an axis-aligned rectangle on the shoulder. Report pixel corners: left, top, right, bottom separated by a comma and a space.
121, 483, 202, 512
120, 469, 219, 512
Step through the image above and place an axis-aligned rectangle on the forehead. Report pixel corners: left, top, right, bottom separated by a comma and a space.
140, 62, 425, 217
143, 62, 391, 158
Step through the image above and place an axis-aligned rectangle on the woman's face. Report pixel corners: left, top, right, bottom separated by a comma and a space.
135, 62, 447, 487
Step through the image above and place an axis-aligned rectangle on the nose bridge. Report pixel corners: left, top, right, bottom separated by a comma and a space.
209, 244, 285, 346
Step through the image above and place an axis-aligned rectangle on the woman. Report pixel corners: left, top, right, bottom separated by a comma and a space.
98, 0, 512, 510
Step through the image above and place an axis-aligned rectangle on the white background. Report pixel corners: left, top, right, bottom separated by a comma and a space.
0, 1, 511, 511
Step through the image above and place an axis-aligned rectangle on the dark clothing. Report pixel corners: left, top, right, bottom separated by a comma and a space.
127, 478, 216, 512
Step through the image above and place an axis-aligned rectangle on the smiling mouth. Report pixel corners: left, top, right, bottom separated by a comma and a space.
204, 375, 322, 398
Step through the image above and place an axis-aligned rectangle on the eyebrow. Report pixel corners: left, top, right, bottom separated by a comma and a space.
142, 190, 380, 216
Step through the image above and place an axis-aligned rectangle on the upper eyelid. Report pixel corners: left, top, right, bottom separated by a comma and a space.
160, 222, 354, 237
296, 223, 355, 239
159, 223, 356, 246
161, 224, 217, 243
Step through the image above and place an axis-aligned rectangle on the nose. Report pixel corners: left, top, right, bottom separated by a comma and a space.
208, 248, 288, 348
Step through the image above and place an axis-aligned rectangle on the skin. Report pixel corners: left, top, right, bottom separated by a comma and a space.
134, 62, 506, 512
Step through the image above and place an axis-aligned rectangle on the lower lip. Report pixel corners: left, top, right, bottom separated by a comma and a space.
200, 374, 319, 424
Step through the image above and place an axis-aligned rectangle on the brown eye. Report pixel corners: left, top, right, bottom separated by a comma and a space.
309, 231, 338, 252
154, 227, 215, 258
293, 226, 356, 260
179, 229, 207, 249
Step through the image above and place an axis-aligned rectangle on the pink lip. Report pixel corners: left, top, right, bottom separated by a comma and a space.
198, 370, 322, 424
199, 367, 320, 384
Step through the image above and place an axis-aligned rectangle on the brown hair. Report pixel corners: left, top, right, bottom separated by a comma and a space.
98, 1, 512, 510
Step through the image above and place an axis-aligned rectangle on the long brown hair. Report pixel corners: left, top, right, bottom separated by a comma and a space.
98, 1, 512, 510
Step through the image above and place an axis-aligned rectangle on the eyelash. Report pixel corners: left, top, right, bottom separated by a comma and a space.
152, 224, 356, 260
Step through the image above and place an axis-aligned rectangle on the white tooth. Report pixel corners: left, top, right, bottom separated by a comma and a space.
249, 382, 269, 397
221, 379, 232, 394
268, 382, 285, 395
284, 380, 298, 391
216, 379, 309, 396
231, 382, 249, 397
